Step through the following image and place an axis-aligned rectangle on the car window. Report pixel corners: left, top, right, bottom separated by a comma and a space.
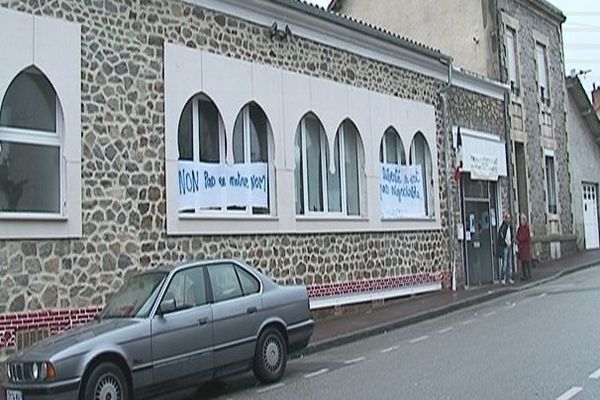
163, 267, 207, 312
236, 266, 260, 295
207, 264, 243, 303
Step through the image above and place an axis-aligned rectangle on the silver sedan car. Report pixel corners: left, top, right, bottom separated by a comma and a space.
4, 259, 314, 400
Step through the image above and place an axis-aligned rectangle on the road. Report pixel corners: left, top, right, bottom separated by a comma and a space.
170, 265, 600, 400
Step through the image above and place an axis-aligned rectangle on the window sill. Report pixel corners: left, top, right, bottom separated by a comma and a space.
178, 213, 279, 222
382, 216, 436, 222
0, 212, 67, 221
296, 215, 368, 222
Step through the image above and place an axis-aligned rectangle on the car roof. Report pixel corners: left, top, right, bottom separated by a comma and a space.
149, 259, 255, 274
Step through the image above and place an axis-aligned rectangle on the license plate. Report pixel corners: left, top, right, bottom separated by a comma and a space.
6, 390, 23, 400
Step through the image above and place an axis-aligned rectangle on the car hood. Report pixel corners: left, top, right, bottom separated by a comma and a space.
11, 318, 141, 362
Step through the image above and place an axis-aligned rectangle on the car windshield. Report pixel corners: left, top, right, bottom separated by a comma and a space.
101, 272, 167, 319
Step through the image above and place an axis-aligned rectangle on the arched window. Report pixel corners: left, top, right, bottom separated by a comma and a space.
379, 127, 405, 165
232, 102, 273, 214
410, 132, 434, 216
294, 115, 363, 216
177, 93, 226, 212
0, 67, 62, 214
332, 119, 364, 216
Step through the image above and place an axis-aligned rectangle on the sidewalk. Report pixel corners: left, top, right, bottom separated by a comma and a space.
301, 249, 600, 356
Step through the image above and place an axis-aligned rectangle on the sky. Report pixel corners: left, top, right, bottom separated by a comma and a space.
307, 0, 600, 99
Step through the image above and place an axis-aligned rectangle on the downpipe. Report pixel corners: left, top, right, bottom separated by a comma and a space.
439, 58, 457, 291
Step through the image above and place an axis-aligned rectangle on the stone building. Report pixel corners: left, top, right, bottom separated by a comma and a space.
566, 75, 600, 250
0, 0, 505, 357
593, 84, 600, 116
330, 0, 577, 265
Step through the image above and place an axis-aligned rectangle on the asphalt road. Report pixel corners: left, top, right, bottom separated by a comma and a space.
167, 265, 600, 400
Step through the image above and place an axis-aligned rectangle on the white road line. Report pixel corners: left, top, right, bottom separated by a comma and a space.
556, 386, 583, 400
344, 357, 366, 364
438, 327, 453, 334
462, 319, 475, 325
505, 302, 516, 309
304, 368, 329, 379
589, 367, 600, 379
483, 311, 496, 318
537, 293, 547, 299
380, 346, 399, 353
257, 383, 285, 393
409, 335, 429, 344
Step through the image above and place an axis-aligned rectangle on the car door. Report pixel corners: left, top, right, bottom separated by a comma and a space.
151, 265, 213, 384
207, 262, 262, 369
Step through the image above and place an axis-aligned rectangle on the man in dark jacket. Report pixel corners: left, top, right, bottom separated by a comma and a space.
497, 212, 514, 284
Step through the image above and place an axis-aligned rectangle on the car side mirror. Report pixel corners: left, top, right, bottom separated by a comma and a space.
158, 298, 176, 315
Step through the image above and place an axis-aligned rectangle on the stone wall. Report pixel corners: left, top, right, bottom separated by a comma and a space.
447, 86, 508, 287
0, 0, 453, 326
497, 0, 573, 242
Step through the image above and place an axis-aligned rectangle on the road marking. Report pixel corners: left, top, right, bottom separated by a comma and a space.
483, 311, 496, 318
344, 357, 366, 364
257, 383, 285, 393
505, 302, 516, 309
438, 327, 453, 334
304, 368, 329, 379
589, 367, 600, 379
409, 335, 429, 344
556, 386, 583, 400
462, 319, 475, 325
537, 293, 547, 299
380, 346, 399, 353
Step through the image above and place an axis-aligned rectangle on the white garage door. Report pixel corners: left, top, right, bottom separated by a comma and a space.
583, 183, 599, 250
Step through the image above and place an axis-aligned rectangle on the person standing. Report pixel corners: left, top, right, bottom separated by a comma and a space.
517, 213, 533, 281
497, 212, 514, 284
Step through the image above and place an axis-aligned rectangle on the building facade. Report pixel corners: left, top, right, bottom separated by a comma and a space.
566, 75, 600, 251
0, 0, 506, 358
331, 0, 577, 265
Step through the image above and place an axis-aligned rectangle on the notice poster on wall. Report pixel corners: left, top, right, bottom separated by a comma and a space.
469, 154, 499, 181
177, 161, 268, 210
380, 163, 426, 219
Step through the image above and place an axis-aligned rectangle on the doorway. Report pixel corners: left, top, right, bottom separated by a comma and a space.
462, 174, 499, 287
582, 183, 599, 250
514, 142, 529, 219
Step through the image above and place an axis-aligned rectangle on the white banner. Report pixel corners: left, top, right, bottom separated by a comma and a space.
469, 154, 499, 181
380, 164, 426, 219
177, 161, 268, 210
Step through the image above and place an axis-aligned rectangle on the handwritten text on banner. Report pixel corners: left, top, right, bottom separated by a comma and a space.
380, 163, 426, 219
177, 161, 268, 210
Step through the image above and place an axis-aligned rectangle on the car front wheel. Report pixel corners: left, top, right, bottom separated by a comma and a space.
82, 362, 130, 400
253, 327, 287, 383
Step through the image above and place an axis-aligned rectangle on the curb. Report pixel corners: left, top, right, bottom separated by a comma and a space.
293, 260, 600, 359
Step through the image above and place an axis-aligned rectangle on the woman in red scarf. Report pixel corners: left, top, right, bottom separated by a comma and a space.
516, 213, 532, 281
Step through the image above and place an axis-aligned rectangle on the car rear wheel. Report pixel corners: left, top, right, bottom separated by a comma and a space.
82, 362, 130, 400
253, 327, 287, 383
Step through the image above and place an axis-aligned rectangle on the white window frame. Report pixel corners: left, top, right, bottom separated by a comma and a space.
380, 127, 405, 165
533, 31, 551, 107
409, 133, 434, 218
232, 103, 275, 216
0, 9, 81, 239
297, 117, 362, 217
0, 87, 65, 217
505, 26, 520, 95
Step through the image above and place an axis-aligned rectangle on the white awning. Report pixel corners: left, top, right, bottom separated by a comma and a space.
453, 127, 507, 181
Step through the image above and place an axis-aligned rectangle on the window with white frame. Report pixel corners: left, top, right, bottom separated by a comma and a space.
505, 27, 520, 95
0, 67, 62, 214
294, 115, 364, 216
177, 93, 226, 213
545, 155, 557, 214
232, 102, 273, 214
409, 132, 434, 216
379, 127, 405, 164
535, 42, 550, 104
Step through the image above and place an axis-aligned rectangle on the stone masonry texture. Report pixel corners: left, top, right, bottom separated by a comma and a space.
0, 0, 503, 336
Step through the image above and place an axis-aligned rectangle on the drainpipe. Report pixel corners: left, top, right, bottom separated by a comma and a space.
439, 58, 456, 291
493, 3, 516, 240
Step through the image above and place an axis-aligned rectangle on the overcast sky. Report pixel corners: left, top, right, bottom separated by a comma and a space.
307, 0, 600, 99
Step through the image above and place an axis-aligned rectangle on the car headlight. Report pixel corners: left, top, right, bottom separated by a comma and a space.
28, 362, 55, 381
